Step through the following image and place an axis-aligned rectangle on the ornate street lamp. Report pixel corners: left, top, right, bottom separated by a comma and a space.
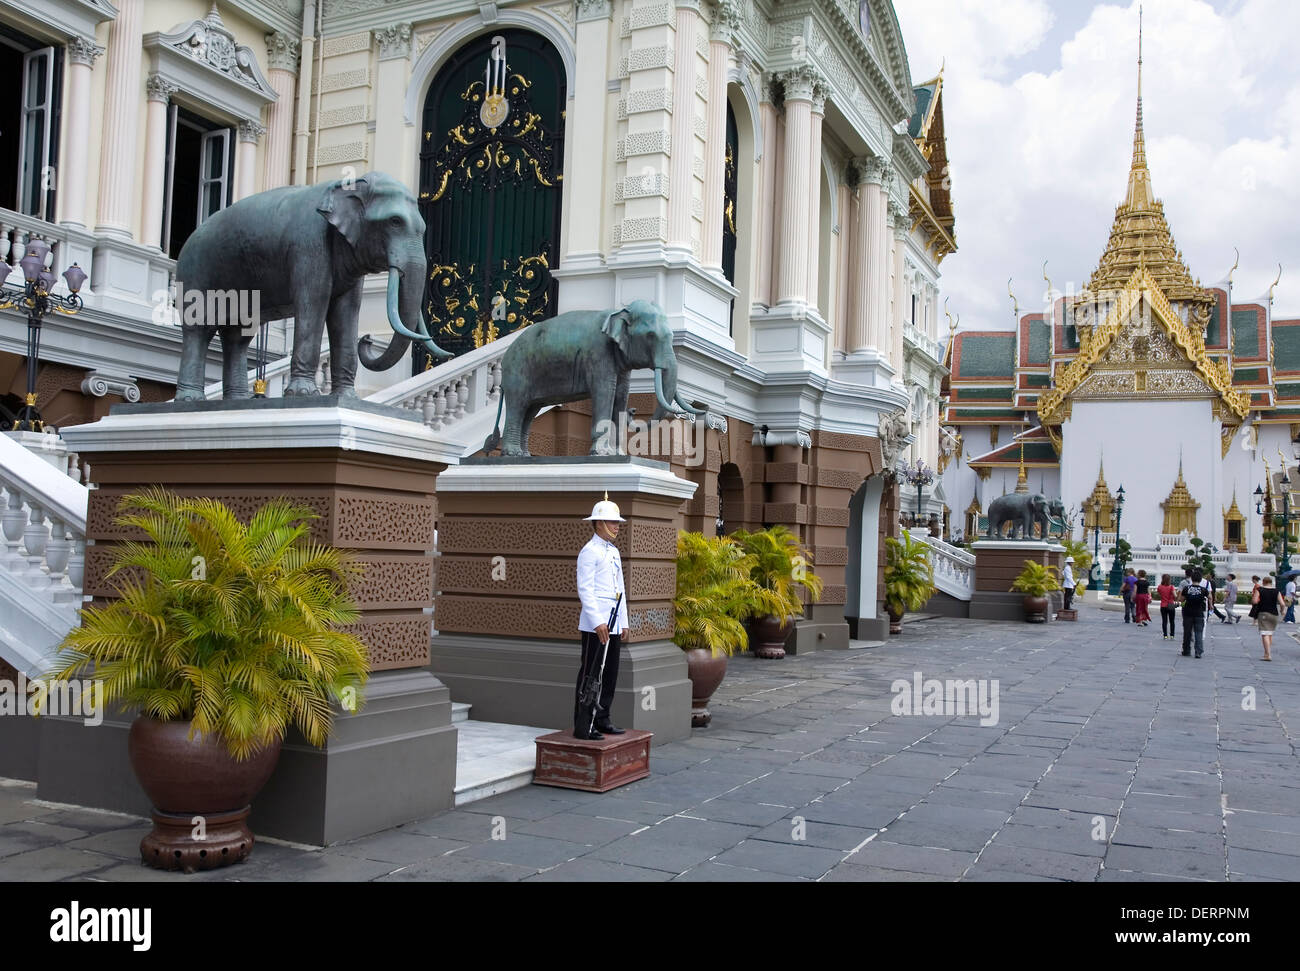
0, 238, 87, 431
1085, 505, 1103, 591
901, 460, 935, 528
1256, 479, 1297, 573
1106, 484, 1126, 595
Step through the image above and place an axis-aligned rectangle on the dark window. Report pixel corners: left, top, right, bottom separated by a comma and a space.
163, 106, 233, 259
722, 102, 738, 335
0, 23, 63, 220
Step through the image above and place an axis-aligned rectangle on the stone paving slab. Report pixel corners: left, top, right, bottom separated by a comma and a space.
4, 612, 1298, 882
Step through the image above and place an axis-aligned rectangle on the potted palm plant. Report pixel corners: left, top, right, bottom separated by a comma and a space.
40, 488, 369, 872
883, 533, 936, 634
673, 532, 779, 726
1010, 560, 1062, 623
733, 525, 824, 659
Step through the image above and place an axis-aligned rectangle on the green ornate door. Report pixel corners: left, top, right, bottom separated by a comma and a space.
416, 31, 565, 369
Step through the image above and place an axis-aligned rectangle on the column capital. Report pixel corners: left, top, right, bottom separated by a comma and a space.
675, 0, 703, 12
810, 81, 828, 115
890, 198, 910, 235
775, 65, 823, 104
575, 0, 613, 21
850, 154, 890, 187
710, 0, 742, 44
67, 35, 105, 67
265, 32, 300, 72
375, 23, 412, 60
145, 73, 178, 103
238, 118, 267, 144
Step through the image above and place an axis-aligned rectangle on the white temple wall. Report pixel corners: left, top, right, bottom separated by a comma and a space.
1062, 399, 1215, 545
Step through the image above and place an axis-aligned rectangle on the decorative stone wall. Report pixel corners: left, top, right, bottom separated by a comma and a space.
77, 446, 444, 671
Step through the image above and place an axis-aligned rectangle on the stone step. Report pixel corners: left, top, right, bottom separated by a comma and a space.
451, 701, 471, 723
453, 719, 552, 807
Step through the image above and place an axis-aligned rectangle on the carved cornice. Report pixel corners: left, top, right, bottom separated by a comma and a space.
145, 73, 178, 103
144, 7, 278, 117
264, 32, 300, 72
67, 35, 105, 67
375, 22, 412, 60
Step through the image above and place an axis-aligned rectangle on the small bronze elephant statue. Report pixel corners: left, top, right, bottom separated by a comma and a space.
986, 492, 1068, 539
483, 299, 705, 456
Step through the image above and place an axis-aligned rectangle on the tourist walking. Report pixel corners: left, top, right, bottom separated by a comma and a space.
1179, 567, 1210, 658
1157, 574, 1178, 640
1285, 576, 1297, 624
573, 496, 629, 739
1221, 574, 1241, 624
1249, 575, 1262, 626
1121, 568, 1137, 623
1061, 556, 1076, 610
1134, 570, 1152, 625
1252, 575, 1285, 661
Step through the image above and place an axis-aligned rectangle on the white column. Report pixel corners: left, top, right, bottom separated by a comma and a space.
263, 33, 299, 190
835, 175, 851, 353
870, 168, 892, 352
58, 36, 103, 228
775, 68, 816, 306
805, 84, 825, 312
139, 75, 178, 249
754, 97, 779, 308
702, 3, 737, 271
847, 158, 872, 352
235, 121, 266, 202
891, 200, 908, 373
94, 0, 143, 238
667, 0, 701, 253
565, 2, 612, 261
294, 1, 317, 186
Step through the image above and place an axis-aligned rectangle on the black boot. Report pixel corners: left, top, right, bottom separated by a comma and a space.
594, 719, 625, 735
573, 726, 604, 741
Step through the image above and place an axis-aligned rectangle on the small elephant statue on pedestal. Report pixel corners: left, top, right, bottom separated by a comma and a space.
173, 172, 452, 401
986, 492, 1068, 539
483, 299, 705, 456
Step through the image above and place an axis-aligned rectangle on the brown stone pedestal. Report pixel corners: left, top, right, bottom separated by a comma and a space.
1056, 608, 1079, 621
533, 729, 652, 792
50, 399, 465, 845
970, 540, 1067, 623
431, 457, 695, 744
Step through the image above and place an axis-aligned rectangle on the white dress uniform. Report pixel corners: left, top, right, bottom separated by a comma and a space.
576, 533, 629, 635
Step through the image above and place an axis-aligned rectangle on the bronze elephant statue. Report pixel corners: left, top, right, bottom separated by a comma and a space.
986, 492, 1068, 539
483, 299, 705, 456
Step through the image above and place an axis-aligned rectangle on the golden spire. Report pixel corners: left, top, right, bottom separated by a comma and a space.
1088, 6, 1212, 309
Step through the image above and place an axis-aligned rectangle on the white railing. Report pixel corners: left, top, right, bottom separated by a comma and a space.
904, 322, 946, 364
0, 211, 72, 281
911, 528, 975, 601
367, 330, 521, 439
0, 432, 89, 676
204, 345, 330, 400
1095, 547, 1276, 581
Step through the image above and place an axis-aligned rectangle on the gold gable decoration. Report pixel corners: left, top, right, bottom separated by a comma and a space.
1037, 267, 1250, 426
1160, 461, 1200, 535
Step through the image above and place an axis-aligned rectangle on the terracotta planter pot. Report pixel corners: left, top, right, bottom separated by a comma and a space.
1022, 595, 1049, 623
684, 648, 727, 727
750, 615, 793, 659
887, 603, 905, 635
128, 717, 282, 873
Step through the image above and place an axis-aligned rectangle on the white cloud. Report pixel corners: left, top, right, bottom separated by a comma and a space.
896, 0, 1300, 325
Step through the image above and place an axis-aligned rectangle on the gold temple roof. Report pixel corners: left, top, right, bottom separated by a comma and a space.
1087, 27, 1213, 307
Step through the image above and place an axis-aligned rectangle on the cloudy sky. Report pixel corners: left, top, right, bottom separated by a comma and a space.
893, 0, 1300, 331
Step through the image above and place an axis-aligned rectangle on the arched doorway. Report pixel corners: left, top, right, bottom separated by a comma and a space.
416, 30, 565, 368
845, 475, 884, 638
717, 462, 744, 535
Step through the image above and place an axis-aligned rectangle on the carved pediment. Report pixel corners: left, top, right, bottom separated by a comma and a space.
144, 6, 278, 120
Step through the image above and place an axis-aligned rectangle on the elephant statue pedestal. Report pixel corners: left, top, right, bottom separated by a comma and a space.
430, 456, 696, 745
968, 539, 1067, 624
55, 403, 464, 846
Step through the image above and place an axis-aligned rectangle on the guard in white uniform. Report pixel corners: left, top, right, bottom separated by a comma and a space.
574, 496, 630, 739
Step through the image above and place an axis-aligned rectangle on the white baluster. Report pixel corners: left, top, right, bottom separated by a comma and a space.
67, 452, 81, 481
2, 488, 25, 558
23, 501, 49, 578
0, 223, 9, 266
66, 537, 85, 594
421, 389, 436, 426
432, 384, 448, 430
45, 517, 70, 585
454, 377, 468, 421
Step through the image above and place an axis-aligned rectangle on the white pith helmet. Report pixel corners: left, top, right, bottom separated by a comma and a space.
584, 492, 626, 522
1065, 556, 1075, 563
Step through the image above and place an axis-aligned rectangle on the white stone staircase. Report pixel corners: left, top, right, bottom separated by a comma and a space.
0, 432, 89, 677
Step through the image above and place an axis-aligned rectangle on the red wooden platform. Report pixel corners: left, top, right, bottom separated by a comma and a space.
533, 729, 652, 792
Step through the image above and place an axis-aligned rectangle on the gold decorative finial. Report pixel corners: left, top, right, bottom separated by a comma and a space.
1008, 278, 1020, 320
1227, 247, 1240, 287
1268, 264, 1283, 306
945, 297, 956, 333
604, 490, 609, 502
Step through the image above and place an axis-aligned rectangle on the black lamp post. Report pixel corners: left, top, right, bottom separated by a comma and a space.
0, 238, 87, 431
1106, 484, 1126, 595
1084, 506, 1102, 591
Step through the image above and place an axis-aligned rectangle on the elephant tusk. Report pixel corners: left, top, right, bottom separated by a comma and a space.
653, 369, 680, 416
674, 393, 706, 417
387, 267, 453, 360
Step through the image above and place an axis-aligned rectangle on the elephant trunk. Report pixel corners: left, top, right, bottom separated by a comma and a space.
358, 264, 453, 371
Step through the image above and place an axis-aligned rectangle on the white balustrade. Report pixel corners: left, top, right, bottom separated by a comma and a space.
912, 530, 975, 601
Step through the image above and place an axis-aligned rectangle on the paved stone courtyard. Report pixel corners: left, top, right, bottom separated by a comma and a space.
2, 611, 1297, 882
